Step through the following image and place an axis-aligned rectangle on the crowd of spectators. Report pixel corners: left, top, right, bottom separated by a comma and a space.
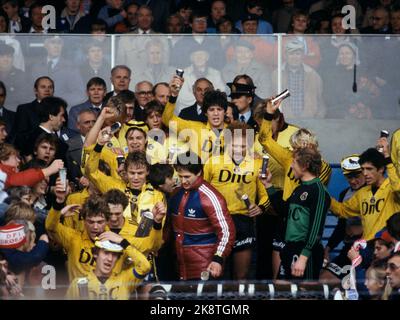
0, 0, 400, 301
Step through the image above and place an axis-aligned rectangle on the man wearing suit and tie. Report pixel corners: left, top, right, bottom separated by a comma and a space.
68, 77, 107, 135
66, 109, 97, 186
12, 76, 54, 143
30, 36, 86, 107
227, 81, 259, 132
16, 96, 69, 162
178, 78, 212, 123
103, 65, 131, 104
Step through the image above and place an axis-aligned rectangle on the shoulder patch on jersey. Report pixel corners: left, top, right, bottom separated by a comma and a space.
300, 192, 308, 201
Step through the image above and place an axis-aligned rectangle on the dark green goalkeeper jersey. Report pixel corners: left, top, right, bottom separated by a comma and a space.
268, 177, 331, 258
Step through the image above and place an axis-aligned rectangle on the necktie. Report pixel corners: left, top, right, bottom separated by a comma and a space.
240, 115, 245, 123
48, 60, 53, 73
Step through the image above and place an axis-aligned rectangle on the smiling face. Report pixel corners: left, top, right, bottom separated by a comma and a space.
235, 45, 253, 65
32, 176, 49, 196
126, 129, 147, 153
338, 45, 355, 68
137, 7, 153, 30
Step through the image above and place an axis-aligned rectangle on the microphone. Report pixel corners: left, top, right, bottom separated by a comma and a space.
352, 64, 357, 93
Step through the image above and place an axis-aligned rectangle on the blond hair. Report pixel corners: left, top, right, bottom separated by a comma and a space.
289, 128, 319, 150
5, 202, 36, 224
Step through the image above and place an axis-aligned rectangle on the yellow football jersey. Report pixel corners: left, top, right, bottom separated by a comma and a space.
46, 206, 99, 281
330, 162, 400, 240
391, 128, 400, 177
258, 118, 332, 200
66, 245, 151, 300
204, 154, 270, 215
63, 188, 90, 233
162, 100, 227, 162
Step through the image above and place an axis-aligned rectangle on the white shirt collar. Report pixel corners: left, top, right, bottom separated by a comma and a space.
196, 104, 202, 115
239, 109, 252, 123
39, 125, 53, 134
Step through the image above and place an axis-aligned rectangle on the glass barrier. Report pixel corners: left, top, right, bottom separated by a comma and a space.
1, 34, 399, 162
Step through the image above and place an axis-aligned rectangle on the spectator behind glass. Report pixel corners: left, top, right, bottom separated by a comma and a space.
176, 45, 225, 113
222, 40, 271, 99
97, 0, 127, 32
0, 81, 15, 137
80, 41, 110, 88
272, 39, 325, 119
0, 42, 27, 109
30, 36, 85, 107
114, 2, 139, 33
133, 40, 174, 88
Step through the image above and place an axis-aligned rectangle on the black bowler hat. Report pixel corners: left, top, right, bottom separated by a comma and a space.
227, 82, 256, 98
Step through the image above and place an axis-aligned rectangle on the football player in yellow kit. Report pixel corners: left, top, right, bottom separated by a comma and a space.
204, 121, 270, 280
66, 239, 151, 300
